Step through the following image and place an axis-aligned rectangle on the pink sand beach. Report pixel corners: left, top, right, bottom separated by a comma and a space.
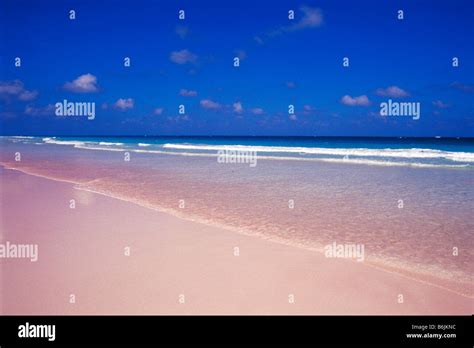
1, 168, 472, 315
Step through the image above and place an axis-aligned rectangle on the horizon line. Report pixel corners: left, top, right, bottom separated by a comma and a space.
2, 135, 474, 140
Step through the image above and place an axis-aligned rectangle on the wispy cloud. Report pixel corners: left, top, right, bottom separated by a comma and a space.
375, 86, 409, 98
24, 104, 54, 116
0, 80, 38, 101
451, 82, 474, 93
303, 105, 317, 114
267, 6, 323, 38
288, 6, 323, 31
63, 73, 99, 93
250, 107, 264, 115
175, 25, 189, 39
234, 50, 246, 60
170, 49, 198, 64
200, 99, 221, 109
18, 90, 39, 101
179, 89, 197, 97
340, 95, 370, 106
254, 36, 264, 45
113, 98, 134, 111
432, 100, 450, 108
286, 81, 297, 89
167, 114, 190, 122
154, 107, 164, 115
302, 105, 318, 116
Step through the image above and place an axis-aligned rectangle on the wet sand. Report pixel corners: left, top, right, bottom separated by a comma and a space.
0, 168, 471, 314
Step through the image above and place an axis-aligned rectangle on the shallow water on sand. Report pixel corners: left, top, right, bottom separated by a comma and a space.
1, 139, 473, 296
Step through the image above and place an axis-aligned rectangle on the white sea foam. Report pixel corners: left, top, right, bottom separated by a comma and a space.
42, 137, 89, 147
5, 138, 467, 168
98, 141, 124, 146
75, 145, 126, 152
52, 144, 471, 168
162, 143, 474, 162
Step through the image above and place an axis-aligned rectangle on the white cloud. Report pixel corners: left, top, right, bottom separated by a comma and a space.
340, 95, 370, 106
0, 80, 38, 101
179, 89, 197, 97
170, 49, 198, 64
233, 102, 243, 113
250, 108, 264, 115
200, 99, 221, 109
63, 73, 99, 93
113, 98, 134, 111
270, 6, 323, 37
375, 86, 409, 98
291, 6, 324, 31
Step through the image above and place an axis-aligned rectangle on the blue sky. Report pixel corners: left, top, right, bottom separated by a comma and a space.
0, 0, 473, 136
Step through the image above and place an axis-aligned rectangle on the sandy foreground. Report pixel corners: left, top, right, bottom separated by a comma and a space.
0, 168, 472, 315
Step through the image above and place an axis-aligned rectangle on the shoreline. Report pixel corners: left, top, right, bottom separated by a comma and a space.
1, 167, 472, 314
2, 164, 473, 299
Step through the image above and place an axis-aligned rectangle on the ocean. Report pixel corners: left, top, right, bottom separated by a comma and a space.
7, 135, 474, 167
